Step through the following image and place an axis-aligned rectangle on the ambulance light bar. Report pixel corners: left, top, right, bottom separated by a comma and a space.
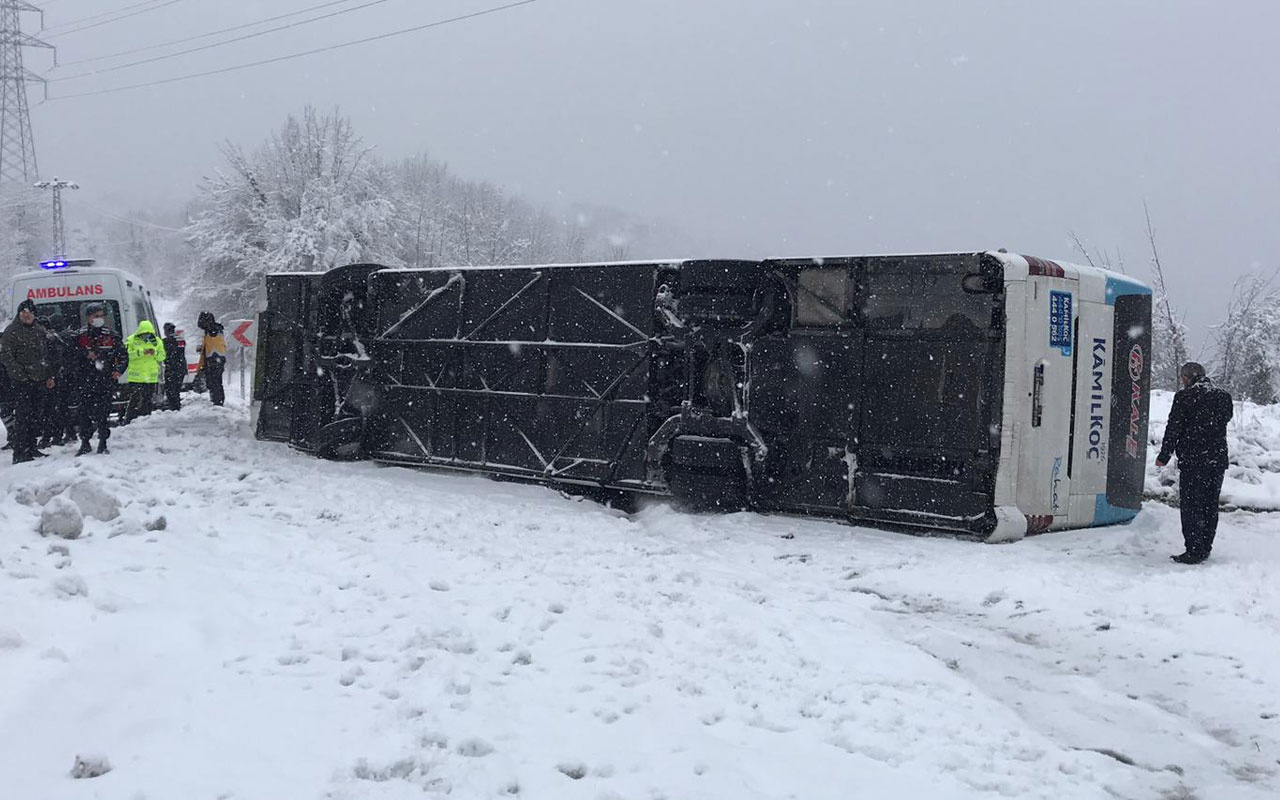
40, 258, 96, 270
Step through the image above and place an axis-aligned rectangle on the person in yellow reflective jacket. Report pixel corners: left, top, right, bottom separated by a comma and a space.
197, 312, 228, 406
122, 320, 166, 423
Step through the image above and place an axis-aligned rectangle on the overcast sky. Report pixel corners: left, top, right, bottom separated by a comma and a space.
29, 0, 1280, 347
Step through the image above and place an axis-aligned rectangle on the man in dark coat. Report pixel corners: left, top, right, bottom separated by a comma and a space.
1, 299, 55, 463
38, 314, 77, 448
161, 323, 187, 411
0, 348, 12, 448
73, 303, 129, 456
1155, 362, 1234, 564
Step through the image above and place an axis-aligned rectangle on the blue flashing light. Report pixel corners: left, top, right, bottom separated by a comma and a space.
40, 259, 70, 270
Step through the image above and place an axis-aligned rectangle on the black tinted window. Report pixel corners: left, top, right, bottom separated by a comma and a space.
795, 268, 856, 327
863, 265, 992, 334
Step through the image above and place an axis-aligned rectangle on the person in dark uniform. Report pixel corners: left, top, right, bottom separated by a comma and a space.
73, 303, 129, 456
161, 323, 187, 411
0, 341, 13, 450
1155, 362, 1234, 564
1, 299, 54, 463
37, 314, 76, 448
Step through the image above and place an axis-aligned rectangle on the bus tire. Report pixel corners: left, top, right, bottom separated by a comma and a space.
314, 417, 366, 461
668, 465, 749, 513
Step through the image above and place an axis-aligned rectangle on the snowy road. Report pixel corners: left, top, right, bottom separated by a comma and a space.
2, 400, 1279, 799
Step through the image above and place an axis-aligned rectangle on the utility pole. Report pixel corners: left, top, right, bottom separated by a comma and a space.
34, 175, 76, 257
0, 1, 52, 187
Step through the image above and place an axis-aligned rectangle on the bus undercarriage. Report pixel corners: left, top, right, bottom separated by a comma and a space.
255, 253, 1028, 536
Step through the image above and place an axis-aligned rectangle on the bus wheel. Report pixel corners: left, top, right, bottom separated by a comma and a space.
314, 417, 366, 461
665, 436, 750, 513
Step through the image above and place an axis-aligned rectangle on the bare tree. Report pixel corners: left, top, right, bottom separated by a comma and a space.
1144, 203, 1190, 391
1068, 229, 1125, 274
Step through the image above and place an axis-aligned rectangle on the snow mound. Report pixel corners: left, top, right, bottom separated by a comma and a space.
1147, 391, 1280, 510
39, 496, 83, 540
14, 477, 72, 507
66, 480, 121, 522
53, 575, 88, 599
69, 755, 111, 779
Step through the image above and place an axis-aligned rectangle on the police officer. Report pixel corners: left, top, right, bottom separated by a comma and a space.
161, 323, 186, 410
1155, 362, 1234, 564
73, 303, 128, 456
37, 314, 76, 448
122, 321, 165, 423
1, 299, 55, 463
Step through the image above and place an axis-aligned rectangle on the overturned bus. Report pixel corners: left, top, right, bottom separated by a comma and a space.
252, 252, 1152, 541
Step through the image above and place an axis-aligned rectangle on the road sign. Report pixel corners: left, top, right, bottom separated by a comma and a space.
226, 318, 257, 403
228, 319, 256, 348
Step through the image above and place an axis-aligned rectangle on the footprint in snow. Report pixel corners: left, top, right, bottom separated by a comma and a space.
456, 738, 494, 758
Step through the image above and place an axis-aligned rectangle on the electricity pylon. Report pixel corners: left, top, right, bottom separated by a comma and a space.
0, 1, 52, 186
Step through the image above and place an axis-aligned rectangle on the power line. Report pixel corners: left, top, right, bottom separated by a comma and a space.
41, 0, 165, 32
46, 0, 189, 39
82, 201, 187, 232
53, 0, 398, 82
49, 0, 537, 101
57, 0, 359, 68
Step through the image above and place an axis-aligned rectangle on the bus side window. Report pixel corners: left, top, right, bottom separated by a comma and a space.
864, 266, 989, 333
795, 268, 855, 327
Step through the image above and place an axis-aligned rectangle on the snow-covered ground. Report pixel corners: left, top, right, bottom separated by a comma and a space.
2, 394, 1279, 800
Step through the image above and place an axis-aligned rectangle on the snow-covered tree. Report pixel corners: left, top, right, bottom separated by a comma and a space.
0, 189, 51, 285
186, 106, 400, 317
181, 107, 700, 318
1212, 273, 1280, 404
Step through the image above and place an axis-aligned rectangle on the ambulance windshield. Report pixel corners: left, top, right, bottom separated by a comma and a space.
33, 300, 123, 335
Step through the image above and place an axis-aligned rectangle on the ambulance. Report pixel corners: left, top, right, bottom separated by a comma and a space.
2, 259, 190, 393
